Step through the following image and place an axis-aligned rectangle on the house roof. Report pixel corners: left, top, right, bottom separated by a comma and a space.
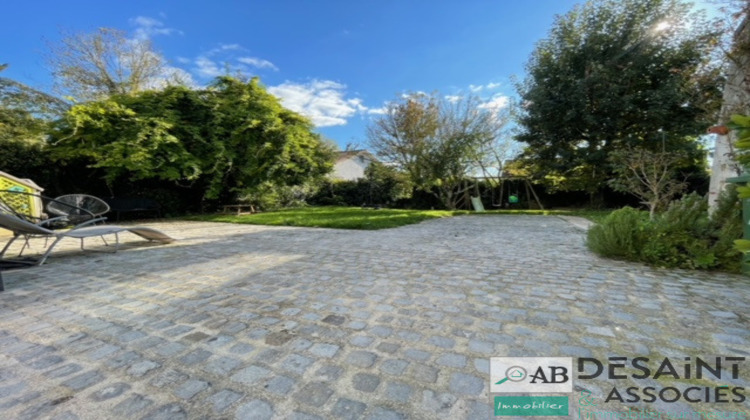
335, 150, 377, 163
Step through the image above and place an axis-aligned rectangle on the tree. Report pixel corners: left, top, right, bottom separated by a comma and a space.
0, 64, 69, 188
730, 114, 750, 191
1, 64, 69, 143
516, 0, 722, 199
368, 93, 440, 193
52, 76, 334, 204
608, 147, 688, 219
707, 7, 749, 211
467, 105, 518, 197
363, 161, 411, 205
368, 93, 504, 209
727, 113, 750, 255
47, 28, 188, 101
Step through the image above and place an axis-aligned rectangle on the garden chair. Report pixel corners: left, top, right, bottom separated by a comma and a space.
47, 194, 110, 225
0, 190, 109, 254
0, 211, 174, 267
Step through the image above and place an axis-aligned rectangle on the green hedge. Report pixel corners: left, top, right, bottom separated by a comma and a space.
309, 162, 411, 207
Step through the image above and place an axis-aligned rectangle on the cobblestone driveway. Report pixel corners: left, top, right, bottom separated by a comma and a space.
0, 216, 748, 419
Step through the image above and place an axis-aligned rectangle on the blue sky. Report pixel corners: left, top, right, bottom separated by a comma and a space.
2, 0, 718, 149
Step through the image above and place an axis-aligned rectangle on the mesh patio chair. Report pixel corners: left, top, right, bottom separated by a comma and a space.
47, 194, 110, 225
1, 190, 114, 255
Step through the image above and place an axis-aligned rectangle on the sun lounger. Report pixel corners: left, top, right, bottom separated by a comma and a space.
0, 212, 174, 266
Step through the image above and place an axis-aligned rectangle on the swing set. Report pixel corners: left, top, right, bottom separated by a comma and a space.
466, 176, 544, 210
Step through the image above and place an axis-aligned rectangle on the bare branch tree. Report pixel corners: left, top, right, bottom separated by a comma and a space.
468, 105, 517, 193
47, 28, 188, 101
608, 147, 688, 219
368, 93, 507, 209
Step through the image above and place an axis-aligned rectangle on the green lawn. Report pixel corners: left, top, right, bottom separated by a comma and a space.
184, 206, 613, 230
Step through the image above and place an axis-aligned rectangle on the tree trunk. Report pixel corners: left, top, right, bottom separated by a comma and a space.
444, 189, 455, 210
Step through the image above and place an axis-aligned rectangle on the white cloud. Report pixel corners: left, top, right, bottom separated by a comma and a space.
144, 65, 197, 90
194, 56, 223, 78
165, 66, 196, 87
348, 97, 368, 113
237, 57, 278, 71
210, 44, 243, 55
478, 95, 510, 111
268, 80, 368, 127
175, 56, 191, 64
367, 106, 388, 115
466, 82, 502, 93
445, 95, 462, 103
186, 44, 279, 79
400, 91, 428, 99
130, 16, 180, 40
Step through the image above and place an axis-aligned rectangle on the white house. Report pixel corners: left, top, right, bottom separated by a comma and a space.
331, 150, 377, 181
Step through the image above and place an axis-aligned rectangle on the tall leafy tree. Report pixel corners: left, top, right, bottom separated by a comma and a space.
368, 93, 440, 193
516, 0, 722, 198
0, 64, 69, 142
0, 64, 68, 186
52, 76, 334, 203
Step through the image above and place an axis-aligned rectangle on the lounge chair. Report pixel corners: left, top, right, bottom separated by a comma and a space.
0, 212, 174, 267
0, 190, 111, 253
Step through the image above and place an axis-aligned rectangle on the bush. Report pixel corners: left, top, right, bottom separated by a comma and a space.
586, 190, 742, 272
309, 162, 411, 207
586, 207, 648, 260
308, 179, 366, 207
709, 185, 743, 272
639, 193, 714, 268
243, 181, 320, 211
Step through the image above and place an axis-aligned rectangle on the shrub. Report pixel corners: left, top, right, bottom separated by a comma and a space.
639, 193, 714, 268
587, 190, 742, 272
709, 185, 742, 272
309, 162, 411, 207
586, 207, 648, 260
242, 181, 320, 211
309, 179, 367, 207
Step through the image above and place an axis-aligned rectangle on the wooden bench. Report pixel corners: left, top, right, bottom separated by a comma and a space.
222, 204, 256, 215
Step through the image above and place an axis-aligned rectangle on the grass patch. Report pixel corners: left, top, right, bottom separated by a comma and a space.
183, 206, 614, 230
184, 207, 457, 230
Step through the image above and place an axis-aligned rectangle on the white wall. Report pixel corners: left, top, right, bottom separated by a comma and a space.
332, 156, 370, 180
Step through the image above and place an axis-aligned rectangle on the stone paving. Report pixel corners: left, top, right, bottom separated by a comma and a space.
0, 215, 749, 419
